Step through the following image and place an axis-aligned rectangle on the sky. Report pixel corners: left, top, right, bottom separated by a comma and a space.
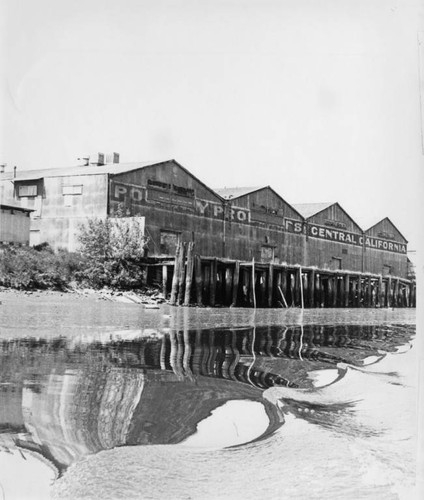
1, 0, 423, 252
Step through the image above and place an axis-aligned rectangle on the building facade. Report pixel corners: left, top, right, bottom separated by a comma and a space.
0, 157, 409, 278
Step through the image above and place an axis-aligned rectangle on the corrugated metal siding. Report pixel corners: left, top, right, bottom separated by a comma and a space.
0, 209, 31, 244
364, 218, 407, 276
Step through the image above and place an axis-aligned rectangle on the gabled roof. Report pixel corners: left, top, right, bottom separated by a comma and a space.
0, 161, 167, 181
215, 186, 304, 219
214, 187, 264, 199
292, 202, 334, 219
365, 217, 408, 243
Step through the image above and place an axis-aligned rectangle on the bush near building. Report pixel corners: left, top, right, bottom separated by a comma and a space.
0, 213, 149, 291
0, 245, 86, 290
77, 215, 148, 289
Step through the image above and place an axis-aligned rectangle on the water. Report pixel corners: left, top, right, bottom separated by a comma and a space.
0, 292, 418, 499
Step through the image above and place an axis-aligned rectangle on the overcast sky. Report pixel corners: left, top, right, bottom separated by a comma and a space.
1, 0, 423, 251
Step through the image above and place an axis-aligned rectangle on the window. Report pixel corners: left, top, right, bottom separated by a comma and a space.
18, 185, 37, 197
160, 230, 180, 255
62, 185, 83, 195
261, 246, 274, 262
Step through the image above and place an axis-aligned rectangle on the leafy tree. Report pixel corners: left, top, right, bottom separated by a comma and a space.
77, 208, 149, 288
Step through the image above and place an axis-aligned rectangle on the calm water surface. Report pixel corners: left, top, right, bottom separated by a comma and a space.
0, 292, 418, 499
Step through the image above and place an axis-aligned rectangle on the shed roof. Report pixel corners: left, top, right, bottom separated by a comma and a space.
214, 187, 264, 199
365, 217, 408, 243
0, 161, 166, 181
292, 202, 334, 219
0, 201, 34, 212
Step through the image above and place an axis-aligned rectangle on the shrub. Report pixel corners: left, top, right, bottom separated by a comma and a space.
77, 213, 149, 289
0, 245, 86, 290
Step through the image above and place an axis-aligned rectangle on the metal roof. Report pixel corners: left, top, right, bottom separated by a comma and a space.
291, 202, 334, 219
0, 200, 34, 212
214, 187, 265, 199
0, 161, 167, 182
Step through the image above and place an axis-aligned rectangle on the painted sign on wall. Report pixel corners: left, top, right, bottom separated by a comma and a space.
194, 200, 251, 222
111, 181, 251, 221
284, 218, 407, 254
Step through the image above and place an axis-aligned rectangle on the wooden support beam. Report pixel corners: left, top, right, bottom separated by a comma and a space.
194, 254, 203, 305
251, 258, 257, 309
366, 277, 372, 308
387, 275, 392, 308
299, 267, 304, 309
170, 243, 181, 306
162, 264, 168, 299
357, 277, 362, 307
225, 266, 234, 306
177, 243, 187, 305
209, 258, 217, 307
378, 275, 383, 307
183, 242, 195, 306
393, 278, 399, 308
344, 274, 350, 308
268, 263, 274, 308
232, 261, 240, 307
281, 268, 288, 305
309, 270, 315, 308
332, 276, 337, 308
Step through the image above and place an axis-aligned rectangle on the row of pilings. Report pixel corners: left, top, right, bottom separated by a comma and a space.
146, 243, 416, 308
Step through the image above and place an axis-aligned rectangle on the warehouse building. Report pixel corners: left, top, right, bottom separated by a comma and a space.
0, 155, 409, 278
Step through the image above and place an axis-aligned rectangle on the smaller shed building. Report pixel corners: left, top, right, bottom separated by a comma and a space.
0, 202, 33, 245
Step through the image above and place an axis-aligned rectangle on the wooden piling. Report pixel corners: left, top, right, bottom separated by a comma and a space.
393, 279, 399, 307
232, 260, 240, 306
209, 258, 217, 307
378, 275, 383, 307
357, 277, 362, 307
194, 254, 203, 305
343, 274, 349, 307
299, 267, 304, 309
170, 243, 181, 305
162, 264, 168, 299
183, 242, 195, 306
387, 275, 392, 308
332, 276, 337, 308
281, 268, 288, 305
225, 266, 234, 306
309, 270, 315, 308
177, 243, 187, 305
251, 258, 256, 309
268, 263, 274, 308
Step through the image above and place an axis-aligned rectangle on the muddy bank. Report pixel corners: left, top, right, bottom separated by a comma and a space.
0, 285, 166, 307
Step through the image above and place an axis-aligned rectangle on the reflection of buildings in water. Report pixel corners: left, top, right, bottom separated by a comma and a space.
0, 322, 413, 474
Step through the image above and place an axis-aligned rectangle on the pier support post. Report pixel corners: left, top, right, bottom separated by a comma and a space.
210, 258, 217, 307
177, 243, 187, 305
184, 242, 195, 306
344, 274, 350, 308
170, 243, 182, 306
393, 279, 399, 308
162, 264, 168, 299
378, 275, 383, 307
387, 275, 392, 308
268, 263, 274, 308
232, 261, 240, 307
194, 255, 203, 305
